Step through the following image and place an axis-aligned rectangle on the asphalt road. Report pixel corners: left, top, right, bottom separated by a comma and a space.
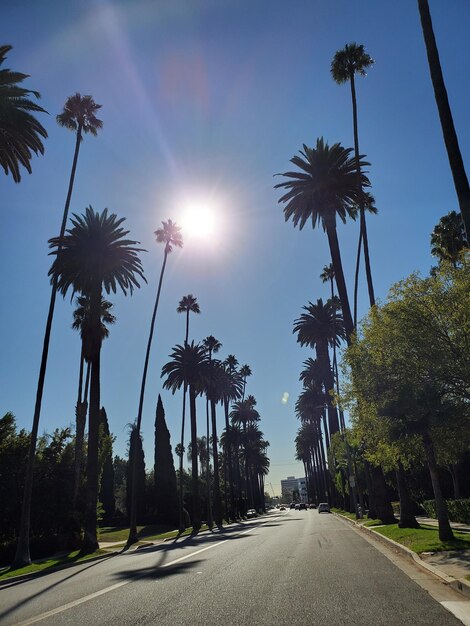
0, 510, 467, 625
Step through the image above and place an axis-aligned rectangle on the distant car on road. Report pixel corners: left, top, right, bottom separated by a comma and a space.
299, 502, 307, 510
279, 505, 286, 511
318, 503, 331, 513
309, 503, 317, 509
290, 503, 296, 509
294, 503, 300, 510
246, 509, 258, 518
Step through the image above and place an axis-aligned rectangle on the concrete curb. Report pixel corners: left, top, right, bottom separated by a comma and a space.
333, 512, 470, 600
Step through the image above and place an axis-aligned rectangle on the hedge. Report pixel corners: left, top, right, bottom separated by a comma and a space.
421, 499, 470, 524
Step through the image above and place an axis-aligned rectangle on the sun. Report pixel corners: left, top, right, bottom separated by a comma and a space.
180, 203, 217, 240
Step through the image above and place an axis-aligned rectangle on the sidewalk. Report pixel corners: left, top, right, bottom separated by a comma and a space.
417, 516, 470, 534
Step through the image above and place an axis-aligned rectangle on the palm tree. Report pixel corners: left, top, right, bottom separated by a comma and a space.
177, 295, 201, 345
0, 44, 47, 182
162, 342, 209, 531
294, 298, 345, 437
71, 295, 115, 507
203, 336, 222, 525
222, 356, 242, 518
49, 207, 145, 553
127, 219, 183, 545
275, 138, 370, 343
331, 43, 376, 310
172, 295, 201, 531
14, 94, 102, 567
239, 364, 252, 400
418, 0, 470, 239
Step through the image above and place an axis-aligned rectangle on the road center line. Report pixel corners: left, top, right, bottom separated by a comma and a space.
13, 519, 270, 626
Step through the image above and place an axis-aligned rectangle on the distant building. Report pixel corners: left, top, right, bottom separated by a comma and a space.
281, 476, 307, 501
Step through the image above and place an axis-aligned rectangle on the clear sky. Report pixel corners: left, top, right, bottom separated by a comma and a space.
2, 0, 469, 496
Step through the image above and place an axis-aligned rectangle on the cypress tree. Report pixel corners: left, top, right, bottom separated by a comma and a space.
99, 408, 115, 521
154, 395, 179, 526
126, 425, 146, 524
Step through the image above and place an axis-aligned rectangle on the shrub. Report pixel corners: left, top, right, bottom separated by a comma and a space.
421, 499, 470, 524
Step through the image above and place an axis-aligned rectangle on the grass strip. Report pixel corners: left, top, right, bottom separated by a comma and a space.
0, 549, 107, 581
372, 524, 470, 554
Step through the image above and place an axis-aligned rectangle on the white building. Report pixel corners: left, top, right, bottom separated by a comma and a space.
281, 476, 307, 502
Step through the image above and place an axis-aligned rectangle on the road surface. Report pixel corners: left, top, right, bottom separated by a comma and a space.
1, 509, 468, 625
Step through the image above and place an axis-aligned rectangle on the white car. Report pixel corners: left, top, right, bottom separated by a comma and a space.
318, 502, 330, 513
246, 509, 258, 518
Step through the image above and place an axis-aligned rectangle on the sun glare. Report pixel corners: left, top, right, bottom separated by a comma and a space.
181, 203, 217, 240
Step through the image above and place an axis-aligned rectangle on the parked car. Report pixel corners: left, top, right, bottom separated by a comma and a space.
246, 509, 258, 518
318, 502, 331, 513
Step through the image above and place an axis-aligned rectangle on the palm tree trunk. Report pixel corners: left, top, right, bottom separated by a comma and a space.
353, 228, 363, 329
178, 383, 188, 532
422, 429, 454, 541
81, 285, 102, 554
206, 399, 213, 528
325, 221, 354, 343
128, 249, 168, 545
224, 401, 235, 519
210, 400, 222, 526
189, 386, 201, 531
418, 0, 470, 239
370, 464, 395, 524
72, 347, 86, 508
13, 125, 83, 568
317, 342, 340, 436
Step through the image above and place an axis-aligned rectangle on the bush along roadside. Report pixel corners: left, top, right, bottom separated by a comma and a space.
421, 499, 470, 524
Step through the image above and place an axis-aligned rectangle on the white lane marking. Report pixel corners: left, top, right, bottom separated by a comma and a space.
13, 521, 264, 625
440, 601, 470, 626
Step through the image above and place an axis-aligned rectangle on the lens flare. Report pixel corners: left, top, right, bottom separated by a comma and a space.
181, 203, 217, 240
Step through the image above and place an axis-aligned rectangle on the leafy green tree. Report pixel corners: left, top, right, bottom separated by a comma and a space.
128, 219, 182, 545
418, 0, 470, 239
331, 43, 376, 313
14, 94, 102, 567
162, 342, 210, 531
49, 207, 145, 553
276, 139, 370, 342
154, 395, 178, 526
99, 408, 115, 522
431, 210, 468, 266
126, 425, 146, 525
0, 44, 47, 182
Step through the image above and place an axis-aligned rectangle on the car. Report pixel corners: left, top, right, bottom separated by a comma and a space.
290, 502, 296, 509
294, 503, 300, 510
299, 502, 307, 510
246, 508, 258, 518
279, 505, 286, 511
309, 503, 317, 509
318, 502, 331, 513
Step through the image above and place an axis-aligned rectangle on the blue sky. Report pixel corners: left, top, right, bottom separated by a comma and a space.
2, 0, 469, 495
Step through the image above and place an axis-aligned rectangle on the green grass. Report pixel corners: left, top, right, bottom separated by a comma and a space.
373, 524, 470, 554
0, 549, 107, 581
99, 523, 210, 544
332, 508, 383, 527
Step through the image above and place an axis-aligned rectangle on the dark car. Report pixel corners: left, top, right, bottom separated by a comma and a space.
309, 503, 317, 509
289, 503, 296, 509
299, 502, 307, 510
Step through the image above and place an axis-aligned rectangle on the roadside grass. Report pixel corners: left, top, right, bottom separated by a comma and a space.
0, 549, 107, 581
332, 508, 382, 526
373, 524, 470, 554
100, 524, 211, 544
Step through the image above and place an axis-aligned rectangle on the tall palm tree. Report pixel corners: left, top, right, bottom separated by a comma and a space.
127, 219, 182, 545
14, 94, 102, 567
172, 295, 201, 531
418, 0, 470, 239
203, 336, 222, 525
239, 364, 252, 400
71, 295, 115, 507
275, 138, 370, 344
49, 206, 145, 553
222, 356, 242, 518
294, 298, 345, 437
331, 43, 376, 310
0, 44, 47, 182
177, 295, 201, 345
162, 342, 209, 531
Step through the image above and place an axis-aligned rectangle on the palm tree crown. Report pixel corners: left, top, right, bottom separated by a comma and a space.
275, 138, 370, 230
293, 298, 345, 349
155, 219, 183, 254
56, 93, 102, 137
161, 341, 209, 394
331, 42, 374, 84
49, 207, 146, 297
0, 44, 48, 182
